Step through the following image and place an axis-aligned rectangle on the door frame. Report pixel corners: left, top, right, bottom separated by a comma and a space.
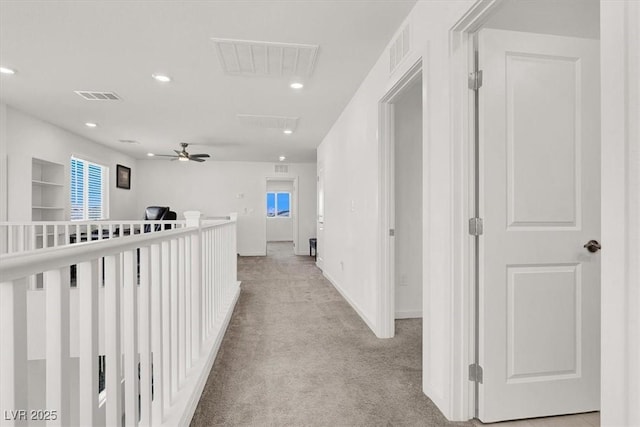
264, 176, 299, 254
450, 0, 504, 419
377, 59, 423, 339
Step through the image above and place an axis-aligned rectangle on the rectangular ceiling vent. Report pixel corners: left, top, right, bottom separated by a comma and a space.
274, 164, 289, 174
389, 23, 411, 74
212, 38, 319, 78
237, 114, 298, 132
75, 91, 121, 101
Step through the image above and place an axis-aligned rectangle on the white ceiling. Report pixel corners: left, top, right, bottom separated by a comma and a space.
484, 0, 599, 40
0, 0, 416, 163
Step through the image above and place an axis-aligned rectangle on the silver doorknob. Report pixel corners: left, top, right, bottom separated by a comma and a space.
584, 240, 601, 253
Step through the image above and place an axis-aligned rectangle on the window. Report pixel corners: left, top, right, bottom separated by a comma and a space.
266, 192, 290, 217
70, 157, 107, 221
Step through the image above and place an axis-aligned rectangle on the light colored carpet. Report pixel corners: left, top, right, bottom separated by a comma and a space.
190, 242, 472, 427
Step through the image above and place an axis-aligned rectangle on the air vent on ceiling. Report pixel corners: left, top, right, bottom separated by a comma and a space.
274, 164, 289, 174
389, 23, 411, 74
118, 139, 139, 144
237, 114, 299, 132
212, 38, 319, 78
74, 91, 121, 101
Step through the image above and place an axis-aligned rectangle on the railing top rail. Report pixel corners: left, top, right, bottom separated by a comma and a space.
0, 219, 235, 282
0, 220, 187, 226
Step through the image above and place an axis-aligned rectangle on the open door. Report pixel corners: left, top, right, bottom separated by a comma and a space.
477, 29, 600, 422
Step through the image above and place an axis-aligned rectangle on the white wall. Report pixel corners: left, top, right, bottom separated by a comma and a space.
600, 1, 640, 426
135, 160, 316, 256
0, 103, 7, 222
266, 180, 294, 242
2, 105, 139, 221
316, 0, 474, 418
394, 79, 422, 319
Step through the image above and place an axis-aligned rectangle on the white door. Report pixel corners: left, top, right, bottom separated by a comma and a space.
478, 29, 600, 422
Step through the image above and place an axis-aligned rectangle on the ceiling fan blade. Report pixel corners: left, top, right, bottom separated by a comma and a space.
189, 154, 210, 158
190, 157, 206, 162
153, 154, 179, 158
174, 150, 182, 155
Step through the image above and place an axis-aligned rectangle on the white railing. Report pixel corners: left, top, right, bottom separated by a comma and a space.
0, 212, 240, 426
0, 220, 188, 255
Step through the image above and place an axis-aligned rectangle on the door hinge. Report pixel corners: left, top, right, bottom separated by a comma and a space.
468, 70, 483, 90
389, 229, 395, 237
468, 218, 483, 236
469, 363, 483, 383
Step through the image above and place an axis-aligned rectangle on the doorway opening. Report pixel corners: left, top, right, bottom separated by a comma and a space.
378, 60, 423, 338
457, 0, 601, 423
265, 177, 298, 257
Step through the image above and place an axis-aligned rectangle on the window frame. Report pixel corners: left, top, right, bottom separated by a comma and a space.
266, 191, 291, 218
70, 156, 109, 221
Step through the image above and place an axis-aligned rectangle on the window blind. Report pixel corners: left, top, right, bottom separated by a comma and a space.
70, 158, 85, 221
70, 157, 107, 221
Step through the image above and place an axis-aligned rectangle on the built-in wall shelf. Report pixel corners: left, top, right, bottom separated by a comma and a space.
32, 180, 64, 187
32, 158, 65, 222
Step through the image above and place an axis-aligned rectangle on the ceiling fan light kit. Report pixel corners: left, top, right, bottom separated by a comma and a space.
151, 143, 210, 163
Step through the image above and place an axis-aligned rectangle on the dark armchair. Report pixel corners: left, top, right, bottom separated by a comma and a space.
144, 206, 176, 232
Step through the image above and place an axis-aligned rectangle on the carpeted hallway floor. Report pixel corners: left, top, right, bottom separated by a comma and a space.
190, 242, 472, 427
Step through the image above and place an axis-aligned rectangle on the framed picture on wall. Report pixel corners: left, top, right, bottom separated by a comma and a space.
116, 164, 131, 189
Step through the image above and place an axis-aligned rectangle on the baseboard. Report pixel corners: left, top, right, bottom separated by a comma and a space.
322, 270, 377, 335
165, 281, 241, 427
238, 251, 266, 256
395, 310, 423, 319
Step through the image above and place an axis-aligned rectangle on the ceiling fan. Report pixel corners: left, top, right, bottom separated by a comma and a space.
151, 143, 211, 162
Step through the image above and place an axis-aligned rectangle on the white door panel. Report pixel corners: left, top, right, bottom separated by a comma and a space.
478, 29, 600, 422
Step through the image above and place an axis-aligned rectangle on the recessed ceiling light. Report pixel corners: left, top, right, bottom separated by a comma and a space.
147, 153, 155, 157
290, 82, 304, 89
152, 74, 171, 83
283, 129, 293, 135
0, 67, 16, 75
85, 122, 97, 128
279, 156, 286, 162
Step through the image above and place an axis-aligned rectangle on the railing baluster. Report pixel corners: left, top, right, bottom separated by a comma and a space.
170, 239, 179, 398
78, 259, 100, 425
17, 225, 25, 253
139, 246, 152, 426
178, 237, 186, 384
216, 228, 221, 323
151, 243, 165, 422
209, 229, 213, 333
7, 224, 14, 253
45, 268, 70, 426
192, 231, 201, 357
42, 224, 49, 249
104, 255, 123, 426
123, 250, 138, 427
161, 241, 173, 408
30, 224, 36, 251
0, 278, 28, 426
185, 235, 192, 368
202, 231, 209, 337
